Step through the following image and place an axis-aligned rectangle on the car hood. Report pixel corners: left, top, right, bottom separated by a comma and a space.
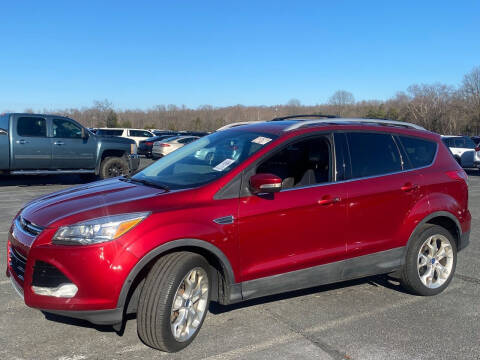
21, 178, 166, 227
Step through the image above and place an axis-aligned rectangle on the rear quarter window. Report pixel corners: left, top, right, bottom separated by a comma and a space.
347, 132, 402, 178
399, 136, 437, 168
0, 114, 9, 132
17, 117, 47, 137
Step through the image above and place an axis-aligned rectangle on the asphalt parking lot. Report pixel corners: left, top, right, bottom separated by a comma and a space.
1, 159, 479, 360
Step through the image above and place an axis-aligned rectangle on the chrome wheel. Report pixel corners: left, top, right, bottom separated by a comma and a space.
417, 234, 454, 289
170, 267, 209, 342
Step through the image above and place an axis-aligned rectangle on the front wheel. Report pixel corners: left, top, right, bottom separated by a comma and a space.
400, 224, 457, 296
137, 252, 211, 352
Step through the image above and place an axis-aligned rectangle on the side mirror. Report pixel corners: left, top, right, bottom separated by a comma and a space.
249, 173, 282, 194
81, 127, 89, 139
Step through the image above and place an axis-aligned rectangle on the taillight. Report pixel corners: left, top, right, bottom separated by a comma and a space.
160, 143, 170, 147
145, 142, 153, 146
446, 169, 468, 182
475, 146, 480, 152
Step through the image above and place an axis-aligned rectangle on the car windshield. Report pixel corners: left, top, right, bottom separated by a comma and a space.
133, 129, 278, 190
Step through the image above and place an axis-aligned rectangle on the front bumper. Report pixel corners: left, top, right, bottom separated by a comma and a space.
128, 154, 140, 171
6, 217, 139, 326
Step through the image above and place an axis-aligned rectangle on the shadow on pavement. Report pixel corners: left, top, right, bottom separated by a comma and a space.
209, 274, 408, 315
466, 169, 480, 177
0, 174, 94, 187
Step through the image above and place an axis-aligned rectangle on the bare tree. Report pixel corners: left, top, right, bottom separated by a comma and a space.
459, 66, 480, 134
328, 90, 355, 116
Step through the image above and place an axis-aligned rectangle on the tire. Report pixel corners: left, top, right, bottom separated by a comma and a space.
400, 224, 457, 296
99, 156, 129, 179
137, 252, 211, 352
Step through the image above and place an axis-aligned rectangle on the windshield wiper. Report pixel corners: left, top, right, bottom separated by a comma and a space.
120, 177, 170, 191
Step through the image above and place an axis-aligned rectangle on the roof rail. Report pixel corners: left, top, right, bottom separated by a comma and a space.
270, 114, 338, 121
283, 118, 426, 131
216, 121, 264, 131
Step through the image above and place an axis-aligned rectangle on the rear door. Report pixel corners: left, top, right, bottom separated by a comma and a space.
12, 115, 51, 170
342, 131, 422, 258
51, 117, 96, 169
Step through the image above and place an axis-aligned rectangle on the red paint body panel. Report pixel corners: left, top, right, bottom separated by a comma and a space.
5, 122, 471, 315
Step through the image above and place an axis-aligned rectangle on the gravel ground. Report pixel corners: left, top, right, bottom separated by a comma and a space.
0, 159, 479, 360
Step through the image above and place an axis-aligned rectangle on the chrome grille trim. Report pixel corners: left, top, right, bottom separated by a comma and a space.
9, 246, 27, 281
16, 216, 44, 236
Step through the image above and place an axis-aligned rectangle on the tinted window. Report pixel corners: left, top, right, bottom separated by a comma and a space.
178, 137, 198, 144
347, 132, 402, 178
97, 129, 123, 136
53, 119, 82, 138
130, 130, 152, 137
399, 136, 437, 168
454, 137, 476, 149
17, 117, 47, 137
442, 138, 453, 147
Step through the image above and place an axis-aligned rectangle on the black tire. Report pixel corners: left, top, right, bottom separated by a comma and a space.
99, 156, 129, 179
400, 224, 457, 296
137, 252, 211, 352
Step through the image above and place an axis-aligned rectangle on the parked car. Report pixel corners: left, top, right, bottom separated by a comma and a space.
151, 135, 199, 158
7, 116, 470, 352
0, 113, 139, 178
138, 135, 178, 158
178, 131, 210, 137
442, 135, 479, 169
96, 128, 155, 146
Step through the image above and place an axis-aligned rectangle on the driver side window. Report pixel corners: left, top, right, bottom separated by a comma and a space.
53, 119, 82, 139
256, 135, 332, 189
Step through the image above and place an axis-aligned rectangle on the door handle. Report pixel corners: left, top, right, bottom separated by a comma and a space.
317, 197, 341, 206
16, 139, 29, 144
53, 141, 65, 146
401, 183, 418, 192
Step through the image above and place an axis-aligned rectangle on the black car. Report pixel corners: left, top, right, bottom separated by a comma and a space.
138, 135, 179, 157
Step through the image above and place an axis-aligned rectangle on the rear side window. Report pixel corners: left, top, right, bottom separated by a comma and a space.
0, 114, 8, 133
97, 129, 123, 136
454, 137, 476, 149
17, 117, 47, 137
347, 132, 402, 178
399, 136, 437, 168
129, 130, 152, 137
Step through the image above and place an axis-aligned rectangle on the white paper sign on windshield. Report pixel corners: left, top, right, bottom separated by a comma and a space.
252, 136, 272, 145
213, 158, 236, 171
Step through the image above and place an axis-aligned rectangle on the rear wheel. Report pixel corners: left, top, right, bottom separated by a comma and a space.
99, 156, 129, 179
400, 224, 457, 296
137, 252, 211, 352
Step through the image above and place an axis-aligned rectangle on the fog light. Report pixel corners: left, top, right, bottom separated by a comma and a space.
32, 283, 78, 298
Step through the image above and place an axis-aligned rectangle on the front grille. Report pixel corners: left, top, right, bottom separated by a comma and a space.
16, 216, 44, 236
9, 246, 27, 281
32, 261, 71, 288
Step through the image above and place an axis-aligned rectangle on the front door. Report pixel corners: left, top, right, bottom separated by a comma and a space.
238, 135, 347, 284
12, 115, 51, 170
51, 118, 96, 169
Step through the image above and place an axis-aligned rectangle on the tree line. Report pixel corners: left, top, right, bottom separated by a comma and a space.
24, 66, 480, 135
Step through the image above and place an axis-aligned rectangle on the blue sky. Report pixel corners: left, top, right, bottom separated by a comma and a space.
0, 1, 479, 111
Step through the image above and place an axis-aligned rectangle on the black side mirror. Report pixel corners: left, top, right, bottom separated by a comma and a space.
81, 128, 89, 139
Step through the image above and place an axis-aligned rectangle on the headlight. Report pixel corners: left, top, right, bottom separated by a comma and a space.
52, 212, 149, 245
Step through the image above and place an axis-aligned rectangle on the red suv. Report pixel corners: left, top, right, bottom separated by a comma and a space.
6, 116, 471, 352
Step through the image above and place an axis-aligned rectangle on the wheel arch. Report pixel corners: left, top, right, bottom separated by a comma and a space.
117, 238, 237, 311
407, 211, 461, 250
